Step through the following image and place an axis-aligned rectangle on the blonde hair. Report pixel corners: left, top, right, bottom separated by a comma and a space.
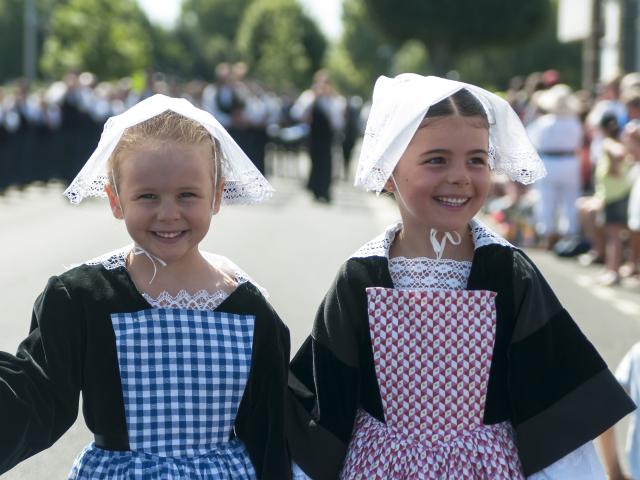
107, 110, 224, 190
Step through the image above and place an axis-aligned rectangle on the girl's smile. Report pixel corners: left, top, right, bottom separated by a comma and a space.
388, 115, 491, 236
106, 140, 221, 268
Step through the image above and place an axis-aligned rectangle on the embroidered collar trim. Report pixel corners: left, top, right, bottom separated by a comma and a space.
351, 218, 513, 260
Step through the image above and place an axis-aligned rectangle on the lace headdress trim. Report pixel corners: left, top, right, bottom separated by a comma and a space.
354, 74, 546, 193
63, 94, 274, 205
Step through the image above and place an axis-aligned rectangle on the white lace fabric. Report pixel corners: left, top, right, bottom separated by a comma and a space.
63, 94, 274, 205
142, 289, 231, 311
82, 246, 263, 311
389, 257, 471, 290
351, 218, 512, 260
354, 74, 546, 193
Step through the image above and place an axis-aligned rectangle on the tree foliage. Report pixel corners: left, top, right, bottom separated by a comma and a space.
0, 0, 56, 82
364, 0, 551, 74
173, 0, 253, 79
453, 0, 582, 90
40, 0, 152, 80
236, 0, 327, 91
328, 0, 393, 97
330, 0, 431, 97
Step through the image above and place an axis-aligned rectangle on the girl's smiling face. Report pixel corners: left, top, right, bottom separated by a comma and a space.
387, 115, 491, 234
106, 140, 222, 265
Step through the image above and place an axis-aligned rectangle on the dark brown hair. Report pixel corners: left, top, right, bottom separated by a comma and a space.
424, 88, 489, 127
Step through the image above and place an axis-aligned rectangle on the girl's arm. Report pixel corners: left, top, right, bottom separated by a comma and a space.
287, 260, 367, 480
0, 276, 82, 475
598, 427, 628, 480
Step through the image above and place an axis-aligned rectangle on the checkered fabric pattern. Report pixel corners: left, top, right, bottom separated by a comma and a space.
69, 439, 256, 479
111, 308, 254, 458
340, 288, 524, 479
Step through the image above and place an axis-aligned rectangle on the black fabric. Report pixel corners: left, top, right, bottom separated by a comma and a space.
94, 434, 128, 451
288, 243, 635, 478
307, 100, 334, 202
0, 264, 292, 480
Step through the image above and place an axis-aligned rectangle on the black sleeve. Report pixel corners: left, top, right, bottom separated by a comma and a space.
287, 261, 367, 480
233, 290, 293, 480
0, 276, 83, 475
507, 250, 635, 475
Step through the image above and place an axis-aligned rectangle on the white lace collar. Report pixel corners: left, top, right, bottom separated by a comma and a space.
351, 218, 513, 260
79, 245, 267, 297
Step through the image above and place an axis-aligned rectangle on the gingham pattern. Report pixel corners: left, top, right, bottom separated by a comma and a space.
69, 439, 256, 479
110, 308, 254, 457
340, 288, 524, 479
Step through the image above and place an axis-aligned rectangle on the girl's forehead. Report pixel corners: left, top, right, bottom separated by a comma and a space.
412, 116, 489, 143
118, 141, 214, 180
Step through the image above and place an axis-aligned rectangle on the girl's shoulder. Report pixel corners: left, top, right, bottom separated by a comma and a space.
199, 251, 269, 298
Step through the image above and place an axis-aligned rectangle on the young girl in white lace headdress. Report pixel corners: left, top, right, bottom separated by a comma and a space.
287, 74, 634, 480
0, 94, 307, 480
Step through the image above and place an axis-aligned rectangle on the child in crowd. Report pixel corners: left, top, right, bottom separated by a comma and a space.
0, 95, 303, 479
600, 342, 640, 480
594, 114, 632, 285
287, 74, 634, 479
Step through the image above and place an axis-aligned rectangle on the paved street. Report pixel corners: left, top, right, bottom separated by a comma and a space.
1, 175, 639, 478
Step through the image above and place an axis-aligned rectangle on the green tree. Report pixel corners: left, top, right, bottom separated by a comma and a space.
0, 0, 55, 82
364, 0, 551, 75
236, 0, 327, 91
328, 0, 393, 97
40, 0, 152, 80
453, 0, 582, 90
174, 0, 253, 79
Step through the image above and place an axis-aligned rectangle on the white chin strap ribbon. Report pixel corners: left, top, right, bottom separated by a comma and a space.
391, 174, 462, 260
429, 229, 462, 260
132, 245, 167, 284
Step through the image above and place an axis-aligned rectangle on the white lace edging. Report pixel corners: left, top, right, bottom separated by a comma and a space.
142, 289, 231, 311
351, 218, 513, 259
389, 257, 472, 290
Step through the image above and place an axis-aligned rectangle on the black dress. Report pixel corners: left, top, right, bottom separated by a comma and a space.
0, 252, 293, 479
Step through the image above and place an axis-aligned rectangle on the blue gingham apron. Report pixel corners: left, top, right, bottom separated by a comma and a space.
69, 308, 256, 479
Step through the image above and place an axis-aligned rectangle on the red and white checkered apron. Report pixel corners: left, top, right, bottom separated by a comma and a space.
340, 288, 524, 480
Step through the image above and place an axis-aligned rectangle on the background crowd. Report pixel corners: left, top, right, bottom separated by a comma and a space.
4, 65, 640, 287
0, 64, 362, 202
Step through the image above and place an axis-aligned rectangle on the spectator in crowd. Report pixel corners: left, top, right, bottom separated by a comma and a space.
291, 70, 345, 203
527, 83, 583, 250
594, 114, 632, 285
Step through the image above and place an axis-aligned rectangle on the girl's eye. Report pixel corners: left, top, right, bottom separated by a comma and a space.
469, 156, 488, 166
138, 193, 156, 200
424, 157, 445, 165
179, 192, 197, 199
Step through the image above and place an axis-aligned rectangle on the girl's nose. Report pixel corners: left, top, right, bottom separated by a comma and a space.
447, 163, 471, 185
157, 199, 181, 220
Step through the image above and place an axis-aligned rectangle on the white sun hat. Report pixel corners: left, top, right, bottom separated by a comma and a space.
63, 93, 274, 205
354, 74, 546, 193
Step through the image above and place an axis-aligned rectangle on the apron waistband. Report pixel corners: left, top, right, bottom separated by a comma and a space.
94, 433, 130, 451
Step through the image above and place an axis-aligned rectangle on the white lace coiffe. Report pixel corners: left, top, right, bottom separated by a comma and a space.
64, 94, 273, 205
354, 74, 546, 193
